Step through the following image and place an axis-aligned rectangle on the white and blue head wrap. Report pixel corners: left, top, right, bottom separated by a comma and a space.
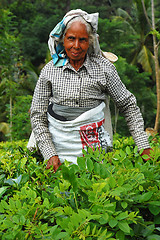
48, 9, 101, 67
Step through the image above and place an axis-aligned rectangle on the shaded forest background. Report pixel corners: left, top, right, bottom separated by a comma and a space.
0, 0, 160, 141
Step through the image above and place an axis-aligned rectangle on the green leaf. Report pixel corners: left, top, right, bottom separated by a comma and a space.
105, 232, 113, 238
9, 198, 16, 210
100, 164, 108, 178
116, 230, 125, 240
0, 186, 8, 198
154, 215, 160, 224
99, 228, 108, 237
94, 162, 100, 175
62, 166, 70, 180
147, 235, 160, 240
139, 191, 153, 202
120, 149, 126, 159
139, 185, 143, 191
121, 202, 128, 209
149, 205, 160, 216
28, 189, 37, 199
117, 175, 124, 186
84, 178, 92, 187
15, 200, 22, 209
55, 232, 69, 240
149, 201, 160, 206
20, 215, 26, 225
116, 211, 128, 220
92, 182, 107, 192
43, 198, 50, 209
134, 146, 138, 154
87, 158, 94, 172
21, 157, 27, 168
88, 192, 96, 202
77, 157, 86, 170
1, 200, 9, 209
63, 206, 73, 216
3, 219, 15, 228
50, 225, 59, 234
85, 225, 90, 235
109, 218, 118, 228
142, 154, 150, 160
92, 225, 97, 235
109, 176, 116, 188
0, 174, 5, 181
126, 146, 131, 155
13, 215, 20, 224
118, 221, 130, 233
142, 224, 155, 237
99, 213, 109, 224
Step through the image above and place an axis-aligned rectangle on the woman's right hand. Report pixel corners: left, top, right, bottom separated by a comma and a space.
141, 148, 154, 161
46, 155, 61, 172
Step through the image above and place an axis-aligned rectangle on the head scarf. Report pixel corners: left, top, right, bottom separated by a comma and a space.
48, 9, 101, 67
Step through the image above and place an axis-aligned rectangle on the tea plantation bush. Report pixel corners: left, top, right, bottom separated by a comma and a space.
0, 135, 160, 240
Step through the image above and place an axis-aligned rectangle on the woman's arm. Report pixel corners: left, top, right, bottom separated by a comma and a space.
30, 68, 58, 161
104, 63, 150, 151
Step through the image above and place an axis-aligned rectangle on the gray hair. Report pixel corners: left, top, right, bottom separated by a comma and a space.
62, 16, 96, 51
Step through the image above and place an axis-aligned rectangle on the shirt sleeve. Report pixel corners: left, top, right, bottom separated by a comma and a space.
30, 69, 57, 160
104, 63, 150, 151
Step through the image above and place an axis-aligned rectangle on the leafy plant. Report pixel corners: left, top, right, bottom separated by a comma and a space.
0, 136, 160, 239
9, 95, 33, 140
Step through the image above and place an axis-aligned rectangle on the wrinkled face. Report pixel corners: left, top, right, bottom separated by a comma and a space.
63, 21, 89, 62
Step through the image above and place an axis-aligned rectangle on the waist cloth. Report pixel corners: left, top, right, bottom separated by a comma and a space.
47, 102, 112, 164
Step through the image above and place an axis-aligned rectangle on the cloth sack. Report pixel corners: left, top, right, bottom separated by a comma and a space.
47, 102, 112, 164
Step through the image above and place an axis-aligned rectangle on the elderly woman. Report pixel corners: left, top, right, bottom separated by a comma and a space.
30, 9, 152, 172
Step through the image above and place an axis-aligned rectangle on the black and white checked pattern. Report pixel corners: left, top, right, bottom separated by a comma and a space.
30, 54, 150, 160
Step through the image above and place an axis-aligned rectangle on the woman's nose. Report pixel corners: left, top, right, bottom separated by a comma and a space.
74, 39, 80, 48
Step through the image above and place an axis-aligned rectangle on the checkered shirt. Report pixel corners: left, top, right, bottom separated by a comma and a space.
30, 54, 150, 160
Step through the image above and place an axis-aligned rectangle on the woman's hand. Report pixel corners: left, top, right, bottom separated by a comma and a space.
46, 155, 61, 172
141, 148, 154, 161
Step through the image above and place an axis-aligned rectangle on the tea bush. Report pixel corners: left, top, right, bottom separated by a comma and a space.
0, 135, 160, 239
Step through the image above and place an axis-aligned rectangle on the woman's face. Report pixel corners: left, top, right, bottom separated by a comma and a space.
63, 21, 89, 63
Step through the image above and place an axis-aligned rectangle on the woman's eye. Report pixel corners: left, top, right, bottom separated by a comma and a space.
80, 38, 88, 42
68, 36, 75, 40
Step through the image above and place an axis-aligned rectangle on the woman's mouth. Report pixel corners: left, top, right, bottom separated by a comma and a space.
71, 52, 81, 57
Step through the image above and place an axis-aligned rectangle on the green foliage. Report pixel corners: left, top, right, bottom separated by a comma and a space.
98, 17, 135, 59
20, 14, 60, 66
8, 95, 32, 140
0, 9, 22, 123
113, 57, 156, 135
1, 0, 160, 137
0, 136, 160, 239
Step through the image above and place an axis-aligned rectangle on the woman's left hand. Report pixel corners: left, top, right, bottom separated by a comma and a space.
141, 148, 154, 161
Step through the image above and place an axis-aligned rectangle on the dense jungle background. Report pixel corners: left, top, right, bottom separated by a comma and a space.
0, 0, 160, 141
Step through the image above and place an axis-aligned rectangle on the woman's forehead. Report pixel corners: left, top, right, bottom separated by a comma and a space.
66, 21, 88, 35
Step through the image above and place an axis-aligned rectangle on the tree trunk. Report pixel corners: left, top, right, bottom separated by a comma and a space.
151, 0, 160, 132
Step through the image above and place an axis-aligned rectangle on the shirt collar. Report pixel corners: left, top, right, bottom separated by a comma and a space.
83, 54, 94, 77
